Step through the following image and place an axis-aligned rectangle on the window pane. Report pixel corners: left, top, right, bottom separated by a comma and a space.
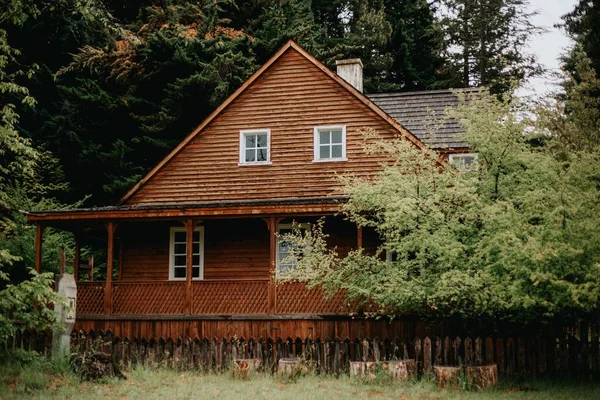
174, 231, 186, 242
193, 231, 200, 241
257, 148, 267, 162
279, 240, 291, 253
331, 130, 342, 144
331, 144, 342, 158
245, 149, 255, 162
319, 131, 330, 144
192, 267, 200, 278
192, 255, 200, 265
174, 243, 186, 254
256, 134, 267, 147
245, 134, 256, 148
192, 243, 200, 254
174, 267, 186, 278
320, 145, 330, 159
174, 255, 186, 266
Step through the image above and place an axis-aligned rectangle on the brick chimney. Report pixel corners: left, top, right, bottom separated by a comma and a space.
336, 59, 363, 93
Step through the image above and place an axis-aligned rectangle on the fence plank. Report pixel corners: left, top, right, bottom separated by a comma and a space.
495, 338, 504, 376
424, 337, 432, 373
506, 337, 515, 377
435, 337, 442, 366
464, 337, 473, 366
517, 337, 526, 376
474, 337, 482, 365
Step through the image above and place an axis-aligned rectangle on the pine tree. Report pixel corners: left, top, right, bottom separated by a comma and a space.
561, 0, 600, 77
438, 0, 543, 93
49, 0, 257, 204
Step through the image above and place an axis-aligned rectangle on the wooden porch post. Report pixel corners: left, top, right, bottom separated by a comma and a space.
268, 217, 277, 314
104, 222, 116, 315
73, 233, 81, 281
34, 224, 44, 273
356, 224, 363, 249
185, 219, 195, 315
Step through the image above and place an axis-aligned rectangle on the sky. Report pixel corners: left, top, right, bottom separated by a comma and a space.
520, 0, 578, 98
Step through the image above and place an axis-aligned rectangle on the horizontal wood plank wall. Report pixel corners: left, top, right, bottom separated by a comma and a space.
118, 217, 375, 281
203, 220, 270, 280
126, 48, 402, 205
120, 223, 170, 281
73, 317, 444, 340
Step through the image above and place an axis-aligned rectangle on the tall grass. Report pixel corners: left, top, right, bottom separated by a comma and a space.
2, 350, 600, 399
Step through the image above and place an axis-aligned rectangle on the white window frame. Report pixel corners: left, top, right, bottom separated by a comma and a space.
449, 153, 478, 170
239, 129, 271, 166
313, 125, 347, 162
276, 223, 310, 277
169, 226, 204, 280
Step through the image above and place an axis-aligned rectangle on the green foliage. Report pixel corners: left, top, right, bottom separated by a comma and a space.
0, 270, 66, 345
282, 92, 600, 324
438, 0, 543, 93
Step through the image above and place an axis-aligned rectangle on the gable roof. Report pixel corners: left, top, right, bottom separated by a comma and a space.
368, 88, 481, 150
118, 40, 442, 205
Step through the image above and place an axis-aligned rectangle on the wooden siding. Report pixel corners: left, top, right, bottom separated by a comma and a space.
120, 220, 270, 281
118, 217, 378, 282
204, 219, 270, 280
126, 48, 403, 205
74, 316, 440, 340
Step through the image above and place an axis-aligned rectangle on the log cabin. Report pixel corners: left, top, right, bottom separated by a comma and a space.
26, 41, 474, 340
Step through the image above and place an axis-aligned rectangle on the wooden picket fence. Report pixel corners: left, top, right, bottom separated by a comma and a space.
5, 328, 600, 380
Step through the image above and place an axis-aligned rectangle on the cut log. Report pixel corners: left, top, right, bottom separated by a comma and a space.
350, 360, 416, 382
233, 359, 261, 378
465, 364, 498, 389
278, 357, 309, 377
433, 366, 461, 388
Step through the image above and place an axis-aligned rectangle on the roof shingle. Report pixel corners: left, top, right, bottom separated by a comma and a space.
368, 88, 482, 150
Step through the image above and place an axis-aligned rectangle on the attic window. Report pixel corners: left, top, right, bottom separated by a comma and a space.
239, 129, 271, 165
449, 153, 478, 170
314, 126, 347, 162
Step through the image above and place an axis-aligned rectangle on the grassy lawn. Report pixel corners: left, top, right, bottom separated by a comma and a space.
2, 351, 600, 399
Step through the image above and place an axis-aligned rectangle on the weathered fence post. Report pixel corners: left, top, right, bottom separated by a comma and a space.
52, 273, 77, 358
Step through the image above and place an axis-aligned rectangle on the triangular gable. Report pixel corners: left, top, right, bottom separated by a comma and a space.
118, 40, 440, 205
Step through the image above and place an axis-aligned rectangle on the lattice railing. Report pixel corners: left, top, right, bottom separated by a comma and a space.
192, 280, 269, 315
275, 281, 351, 314
76, 282, 105, 315
112, 282, 186, 315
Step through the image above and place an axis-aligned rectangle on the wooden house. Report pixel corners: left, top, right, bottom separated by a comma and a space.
26, 41, 471, 340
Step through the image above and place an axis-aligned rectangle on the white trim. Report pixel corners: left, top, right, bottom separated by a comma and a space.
168, 226, 204, 281
313, 125, 347, 162
276, 223, 310, 277
239, 129, 271, 165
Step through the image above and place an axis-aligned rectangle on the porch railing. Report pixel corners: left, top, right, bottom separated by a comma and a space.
76, 279, 351, 317
192, 280, 269, 315
77, 282, 105, 315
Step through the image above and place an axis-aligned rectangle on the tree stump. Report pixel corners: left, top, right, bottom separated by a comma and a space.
433, 366, 461, 388
465, 364, 498, 389
350, 360, 416, 382
278, 357, 308, 377
386, 360, 417, 381
233, 359, 261, 379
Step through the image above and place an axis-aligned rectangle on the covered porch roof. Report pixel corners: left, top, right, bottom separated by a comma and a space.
25, 196, 348, 227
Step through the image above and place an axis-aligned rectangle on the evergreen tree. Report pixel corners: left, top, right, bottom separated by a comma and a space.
48, 0, 257, 204
438, 0, 543, 93
561, 0, 600, 77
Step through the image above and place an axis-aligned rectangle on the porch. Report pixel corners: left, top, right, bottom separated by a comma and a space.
27, 201, 379, 321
